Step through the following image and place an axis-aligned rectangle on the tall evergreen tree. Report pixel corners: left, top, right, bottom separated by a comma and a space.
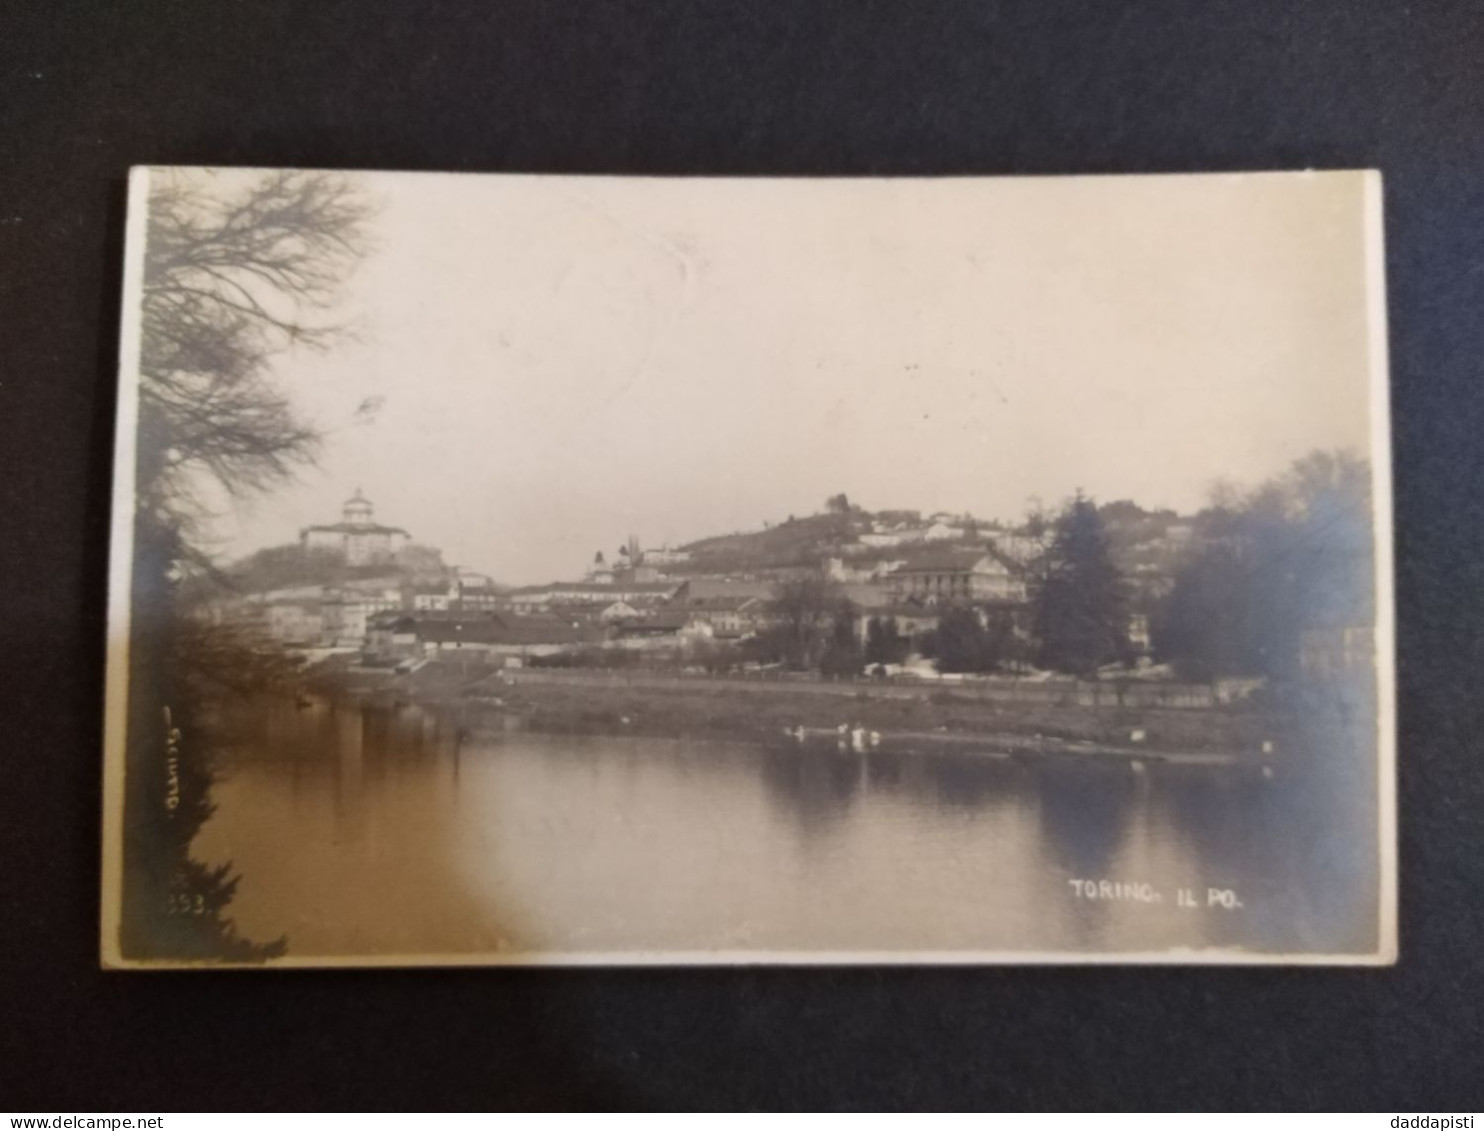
1032, 494, 1130, 676
819, 597, 865, 677
931, 606, 988, 673
864, 616, 910, 666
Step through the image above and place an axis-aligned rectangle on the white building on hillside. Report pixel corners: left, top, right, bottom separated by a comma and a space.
300, 490, 410, 567
887, 548, 1027, 605
643, 545, 692, 566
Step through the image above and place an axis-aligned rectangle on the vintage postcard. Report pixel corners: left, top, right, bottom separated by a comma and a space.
101, 168, 1395, 967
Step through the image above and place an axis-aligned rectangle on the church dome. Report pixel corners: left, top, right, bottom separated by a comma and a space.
343, 489, 374, 525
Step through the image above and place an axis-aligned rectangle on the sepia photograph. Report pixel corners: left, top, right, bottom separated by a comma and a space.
101, 167, 1395, 967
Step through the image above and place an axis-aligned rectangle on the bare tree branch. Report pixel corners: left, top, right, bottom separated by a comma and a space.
138, 168, 373, 529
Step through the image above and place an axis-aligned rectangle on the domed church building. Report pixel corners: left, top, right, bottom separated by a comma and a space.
300, 489, 410, 567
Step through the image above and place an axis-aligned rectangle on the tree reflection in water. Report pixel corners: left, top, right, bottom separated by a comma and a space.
188, 698, 1380, 959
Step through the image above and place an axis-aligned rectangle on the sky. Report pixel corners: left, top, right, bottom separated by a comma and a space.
162, 168, 1380, 586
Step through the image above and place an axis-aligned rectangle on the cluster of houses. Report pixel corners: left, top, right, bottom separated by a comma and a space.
226, 491, 1167, 670
357, 558, 1028, 669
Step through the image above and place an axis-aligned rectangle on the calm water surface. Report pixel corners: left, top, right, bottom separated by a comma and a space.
193, 698, 1379, 958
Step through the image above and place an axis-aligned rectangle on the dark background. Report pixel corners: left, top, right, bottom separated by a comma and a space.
2, 0, 1481, 1112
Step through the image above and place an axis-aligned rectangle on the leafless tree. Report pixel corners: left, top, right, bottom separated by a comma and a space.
137, 168, 372, 532
122, 169, 372, 961
769, 570, 845, 669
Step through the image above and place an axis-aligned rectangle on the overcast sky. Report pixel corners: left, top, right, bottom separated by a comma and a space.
173, 169, 1379, 585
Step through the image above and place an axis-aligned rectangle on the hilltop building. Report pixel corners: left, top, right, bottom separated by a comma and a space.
300, 489, 410, 567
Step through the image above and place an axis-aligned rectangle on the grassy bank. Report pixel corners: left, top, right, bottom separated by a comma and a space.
327, 660, 1281, 757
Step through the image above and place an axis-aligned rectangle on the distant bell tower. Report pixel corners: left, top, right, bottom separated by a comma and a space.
343, 488, 374, 527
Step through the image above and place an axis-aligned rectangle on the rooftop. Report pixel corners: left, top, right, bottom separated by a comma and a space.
302, 522, 410, 537
838, 582, 895, 608
683, 595, 763, 612
413, 614, 602, 646
675, 578, 778, 601
891, 547, 1013, 574
617, 610, 700, 632
865, 604, 943, 620
509, 580, 679, 597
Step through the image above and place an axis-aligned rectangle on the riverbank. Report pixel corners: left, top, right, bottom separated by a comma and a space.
313, 658, 1283, 762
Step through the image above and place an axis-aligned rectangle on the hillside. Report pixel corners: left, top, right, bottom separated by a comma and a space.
664, 499, 1201, 583
203, 541, 511, 597
675, 512, 868, 575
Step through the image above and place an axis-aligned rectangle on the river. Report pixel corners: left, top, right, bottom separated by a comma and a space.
192, 696, 1381, 960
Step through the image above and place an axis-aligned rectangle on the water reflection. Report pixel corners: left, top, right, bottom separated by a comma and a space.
191, 697, 1379, 958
